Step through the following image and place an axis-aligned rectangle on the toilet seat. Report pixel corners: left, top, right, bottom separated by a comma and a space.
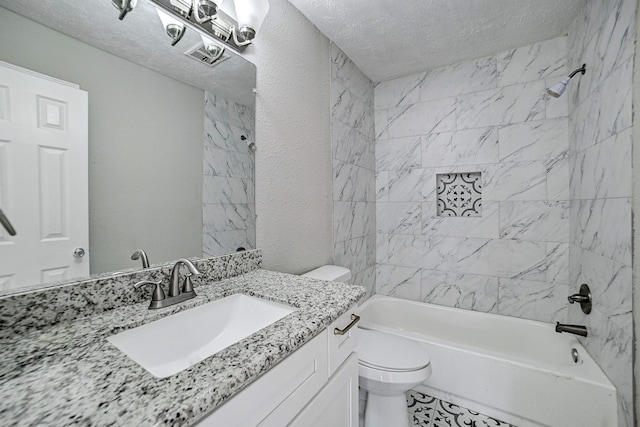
358, 329, 430, 372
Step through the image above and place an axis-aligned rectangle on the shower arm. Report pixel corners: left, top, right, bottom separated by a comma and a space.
568, 64, 586, 79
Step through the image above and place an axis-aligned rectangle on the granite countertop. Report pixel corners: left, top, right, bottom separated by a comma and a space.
0, 269, 366, 426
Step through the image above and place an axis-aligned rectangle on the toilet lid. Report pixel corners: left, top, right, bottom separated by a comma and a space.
358, 329, 430, 372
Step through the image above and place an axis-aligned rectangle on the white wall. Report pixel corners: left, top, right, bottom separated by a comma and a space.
245, 0, 334, 273
0, 9, 204, 275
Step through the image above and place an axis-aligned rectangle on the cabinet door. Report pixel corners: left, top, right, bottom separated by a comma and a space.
289, 353, 359, 427
198, 331, 328, 427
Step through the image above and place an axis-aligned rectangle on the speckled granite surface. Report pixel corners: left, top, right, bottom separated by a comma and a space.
0, 250, 262, 334
0, 268, 365, 426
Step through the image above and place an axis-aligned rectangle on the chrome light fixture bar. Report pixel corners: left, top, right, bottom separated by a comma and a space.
113, 0, 269, 53
142, 0, 267, 53
152, 0, 247, 52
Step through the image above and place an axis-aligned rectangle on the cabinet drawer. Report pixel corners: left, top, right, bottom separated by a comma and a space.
327, 306, 359, 376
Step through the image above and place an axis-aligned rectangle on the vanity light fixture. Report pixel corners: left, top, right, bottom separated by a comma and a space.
112, 0, 138, 20
117, 0, 269, 54
193, 0, 222, 24
201, 34, 226, 63
155, 7, 187, 46
231, 0, 270, 45
546, 64, 586, 98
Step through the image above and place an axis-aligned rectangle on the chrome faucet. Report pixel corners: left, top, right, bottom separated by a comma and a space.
555, 322, 588, 337
131, 249, 150, 268
134, 258, 202, 309
169, 258, 202, 297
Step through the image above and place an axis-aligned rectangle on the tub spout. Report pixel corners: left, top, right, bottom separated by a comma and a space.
555, 322, 587, 337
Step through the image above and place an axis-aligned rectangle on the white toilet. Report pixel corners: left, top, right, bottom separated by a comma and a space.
358, 329, 431, 427
302, 265, 432, 427
302, 264, 352, 282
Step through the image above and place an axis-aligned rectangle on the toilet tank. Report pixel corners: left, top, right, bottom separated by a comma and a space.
302, 265, 351, 283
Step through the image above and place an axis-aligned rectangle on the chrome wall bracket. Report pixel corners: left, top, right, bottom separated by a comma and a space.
567, 284, 592, 314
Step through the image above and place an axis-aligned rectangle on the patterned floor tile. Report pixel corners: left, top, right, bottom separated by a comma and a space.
407, 390, 437, 426
405, 390, 515, 427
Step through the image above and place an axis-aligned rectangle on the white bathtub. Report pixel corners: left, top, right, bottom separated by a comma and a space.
357, 295, 617, 427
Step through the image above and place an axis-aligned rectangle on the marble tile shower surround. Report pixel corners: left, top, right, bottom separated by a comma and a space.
331, 44, 377, 298
203, 92, 256, 257
375, 35, 571, 323
335, 4, 633, 423
565, 0, 635, 425
0, 249, 262, 335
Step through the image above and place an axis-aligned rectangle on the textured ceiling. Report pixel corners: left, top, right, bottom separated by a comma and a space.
0, 0, 256, 107
288, 0, 586, 82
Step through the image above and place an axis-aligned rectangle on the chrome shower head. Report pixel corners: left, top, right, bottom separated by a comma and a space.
546, 64, 586, 98
546, 77, 570, 98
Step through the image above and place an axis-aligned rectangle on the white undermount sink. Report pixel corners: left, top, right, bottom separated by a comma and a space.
107, 294, 297, 378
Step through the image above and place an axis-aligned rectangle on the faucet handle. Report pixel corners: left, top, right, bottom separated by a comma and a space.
182, 274, 195, 293
134, 280, 166, 302
567, 284, 592, 314
567, 294, 589, 304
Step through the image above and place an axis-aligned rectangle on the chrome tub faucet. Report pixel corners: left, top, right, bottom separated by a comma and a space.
555, 322, 588, 337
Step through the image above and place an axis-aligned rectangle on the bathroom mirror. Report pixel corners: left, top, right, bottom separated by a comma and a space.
0, 0, 256, 294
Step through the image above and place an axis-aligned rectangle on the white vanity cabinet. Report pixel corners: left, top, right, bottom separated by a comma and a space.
198, 307, 359, 427
288, 354, 358, 426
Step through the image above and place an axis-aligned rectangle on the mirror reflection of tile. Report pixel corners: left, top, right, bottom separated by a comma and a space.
436, 172, 482, 217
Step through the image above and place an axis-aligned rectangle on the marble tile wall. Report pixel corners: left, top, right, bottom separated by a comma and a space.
331, 44, 376, 297
202, 92, 256, 256
375, 36, 571, 323
566, 0, 635, 425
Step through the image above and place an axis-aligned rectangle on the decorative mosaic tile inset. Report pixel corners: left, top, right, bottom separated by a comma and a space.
436, 172, 482, 217
406, 390, 516, 427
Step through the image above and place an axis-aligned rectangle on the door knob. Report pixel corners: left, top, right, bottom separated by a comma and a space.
73, 247, 86, 258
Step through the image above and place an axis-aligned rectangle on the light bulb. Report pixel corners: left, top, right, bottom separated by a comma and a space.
234, 0, 269, 40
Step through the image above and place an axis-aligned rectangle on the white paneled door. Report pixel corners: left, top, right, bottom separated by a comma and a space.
0, 61, 89, 291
